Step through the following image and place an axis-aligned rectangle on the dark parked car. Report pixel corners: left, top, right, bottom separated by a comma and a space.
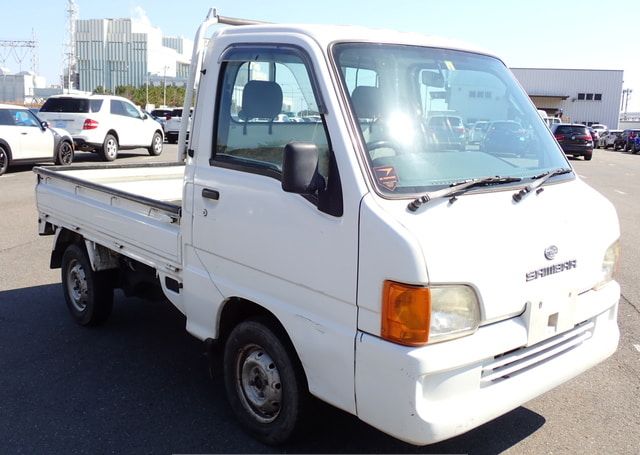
633, 136, 640, 154
551, 123, 593, 160
480, 120, 529, 156
614, 129, 640, 151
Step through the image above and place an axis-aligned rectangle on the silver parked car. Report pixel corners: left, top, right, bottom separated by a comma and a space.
601, 130, 622, 149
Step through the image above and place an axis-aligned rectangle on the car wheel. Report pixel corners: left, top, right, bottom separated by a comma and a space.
148, 132, 163, 156
224, 318, 308, 445
0, 145, 9, 176
55, 140, 74, 165
101, 134, 118, 161
61, 243, 115, 326
584, 150, 593, 161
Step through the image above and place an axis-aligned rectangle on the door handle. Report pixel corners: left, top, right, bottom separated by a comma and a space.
21, 132, 28, 135
202, 188, 220, 200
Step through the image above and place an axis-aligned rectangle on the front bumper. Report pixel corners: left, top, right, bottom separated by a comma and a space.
355, 281, 620, 445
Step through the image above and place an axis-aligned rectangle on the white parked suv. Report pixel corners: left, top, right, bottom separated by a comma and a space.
0, 104, 74, 176
39, 95, 164, 161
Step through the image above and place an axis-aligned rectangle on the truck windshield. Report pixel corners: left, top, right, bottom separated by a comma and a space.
332, 43, 571, 195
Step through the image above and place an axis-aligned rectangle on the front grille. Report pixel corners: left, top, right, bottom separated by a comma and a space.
481, 321, 594, 386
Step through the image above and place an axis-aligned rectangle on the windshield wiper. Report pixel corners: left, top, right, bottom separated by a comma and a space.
512, 168, 573, 203
408, 176, 522, 212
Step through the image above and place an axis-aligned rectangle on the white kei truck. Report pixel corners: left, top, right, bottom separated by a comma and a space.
34, 9, 621, 446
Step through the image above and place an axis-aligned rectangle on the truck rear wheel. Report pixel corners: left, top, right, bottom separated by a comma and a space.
223, 318, 307, 445
61, 244, 114, 326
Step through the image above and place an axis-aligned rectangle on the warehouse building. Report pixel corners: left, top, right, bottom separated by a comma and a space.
74, 18, 192, 93
511, 68, 624, 129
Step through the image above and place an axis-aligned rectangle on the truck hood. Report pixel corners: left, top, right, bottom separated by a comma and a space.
379, 178, 620, 323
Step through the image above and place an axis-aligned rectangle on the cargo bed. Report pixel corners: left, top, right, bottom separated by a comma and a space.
34, 162, 184, 275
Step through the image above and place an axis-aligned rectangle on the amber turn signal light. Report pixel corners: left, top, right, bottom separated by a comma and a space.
381, 281, 431, 346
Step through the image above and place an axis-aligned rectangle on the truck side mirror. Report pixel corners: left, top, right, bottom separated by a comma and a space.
282, 142, 324, 194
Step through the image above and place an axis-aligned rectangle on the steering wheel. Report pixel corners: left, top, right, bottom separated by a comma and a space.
366, 140, 406, 156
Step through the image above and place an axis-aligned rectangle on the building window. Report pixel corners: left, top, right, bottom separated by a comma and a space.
594, 93, 602, 101
578, 93, 585, 100
586, 93, 593, 100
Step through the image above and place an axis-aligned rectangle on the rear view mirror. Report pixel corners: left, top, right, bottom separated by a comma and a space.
41, 121, 49, 129
421, 71, 445, 88
282, 142, 324, 194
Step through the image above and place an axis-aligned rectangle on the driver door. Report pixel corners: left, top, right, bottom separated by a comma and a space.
189, 44, 359, 410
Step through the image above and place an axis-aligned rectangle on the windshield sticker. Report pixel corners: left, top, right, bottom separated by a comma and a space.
444, 60, 456, 71
374, 166, 398, 191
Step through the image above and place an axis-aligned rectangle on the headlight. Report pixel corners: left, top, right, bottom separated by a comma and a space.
381, 281, 480, 346
429, 285, 480, 343
594, 239, 620, 290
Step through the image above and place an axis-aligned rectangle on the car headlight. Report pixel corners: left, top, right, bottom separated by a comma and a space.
594, 239, 620, 290
381, 281, 480, 346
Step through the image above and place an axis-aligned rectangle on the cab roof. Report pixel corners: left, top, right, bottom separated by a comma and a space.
215, 23, 502, 62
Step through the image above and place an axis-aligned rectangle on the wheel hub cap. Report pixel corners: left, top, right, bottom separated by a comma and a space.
67, 260, 88, 311
238, 346, 282, 423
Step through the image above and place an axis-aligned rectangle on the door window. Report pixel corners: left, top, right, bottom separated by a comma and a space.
15, 110, 40, 127
213, 49, 330, 180
111, 100, 141, 118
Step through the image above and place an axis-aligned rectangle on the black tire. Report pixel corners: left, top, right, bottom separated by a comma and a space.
0, 145, 9, 176
101, 133, 118, 161
55, 140, 74, 165
148, 132, 163, 156
61, 244, 114, 326
223, 318, 308, 445
584, 150, 593, 161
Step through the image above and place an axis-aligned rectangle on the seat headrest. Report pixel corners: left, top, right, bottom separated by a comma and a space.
239, 80, 283, 121
351, 86, 382, 119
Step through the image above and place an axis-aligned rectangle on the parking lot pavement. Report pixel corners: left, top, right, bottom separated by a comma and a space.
0, 145, 638, 454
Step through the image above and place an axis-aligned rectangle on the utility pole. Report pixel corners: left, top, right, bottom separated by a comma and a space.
622, 88, 632, 115
64, 0, 79, 92
163, 65, 170, 107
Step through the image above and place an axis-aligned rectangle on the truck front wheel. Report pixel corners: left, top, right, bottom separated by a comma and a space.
61, 244, 115, 326
223, 318, 307, 445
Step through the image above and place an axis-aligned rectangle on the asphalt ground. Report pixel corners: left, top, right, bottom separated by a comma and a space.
0, 144, 638, 454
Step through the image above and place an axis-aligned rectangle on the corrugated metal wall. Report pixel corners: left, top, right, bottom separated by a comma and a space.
511, 68, 624, 128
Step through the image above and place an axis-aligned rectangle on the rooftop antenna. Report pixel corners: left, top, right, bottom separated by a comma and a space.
63, 0, 79, 91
